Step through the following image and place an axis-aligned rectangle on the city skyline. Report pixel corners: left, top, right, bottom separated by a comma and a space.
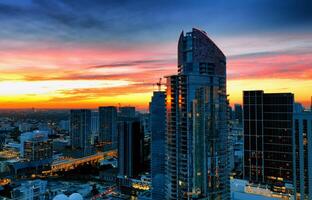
0, 0, 311, 110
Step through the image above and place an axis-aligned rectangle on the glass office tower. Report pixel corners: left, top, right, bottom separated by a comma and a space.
99, 106, 117, 149
243, 91, 294, 192
293, 111, 312, 199
70, 109, 92, 156
165, 28, 229, 200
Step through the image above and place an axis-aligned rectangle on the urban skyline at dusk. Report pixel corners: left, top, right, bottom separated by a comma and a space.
0, 0, 311, 109
1, 1, 312, 199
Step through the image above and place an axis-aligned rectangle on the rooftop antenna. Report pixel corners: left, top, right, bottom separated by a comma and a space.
156, 78, 162, 91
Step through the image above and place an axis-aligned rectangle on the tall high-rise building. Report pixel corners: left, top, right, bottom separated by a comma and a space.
293, 111, 312, 199
99, 106, 117, 149
243, 91, 294, 191
117, 117, 144, 178
150, 91, 166, 200
70, 109, 92, 156
165, 28, 229, 199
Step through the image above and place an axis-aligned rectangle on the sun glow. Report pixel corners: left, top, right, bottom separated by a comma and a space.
0, 80, 133, 96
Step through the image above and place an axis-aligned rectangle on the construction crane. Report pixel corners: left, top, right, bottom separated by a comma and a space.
156, 78, 162, 91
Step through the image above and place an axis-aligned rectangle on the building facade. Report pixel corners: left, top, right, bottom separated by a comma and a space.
99, 106, 117, 149
119, 106, 136, 118
91, 111, 99, 136
234, 104, 243, 125
165, 28, 229, 199
293, 111, 312, 199
70, 109, 92, 156
243, 91, 294, 192
150, 91, 166, 200
118, 117, 144, 178
20, 130, 53, 162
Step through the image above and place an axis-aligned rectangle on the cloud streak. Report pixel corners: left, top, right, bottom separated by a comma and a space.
0, 0, 311, 108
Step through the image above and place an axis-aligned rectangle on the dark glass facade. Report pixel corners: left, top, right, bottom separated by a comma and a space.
293, 112, 312, 199
99, 106, 117, 149
243, 91, 294, 192
117, 117, 144, 178
70, 109, 92, 156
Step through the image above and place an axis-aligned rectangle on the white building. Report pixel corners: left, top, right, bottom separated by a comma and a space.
231, 179, 293, 200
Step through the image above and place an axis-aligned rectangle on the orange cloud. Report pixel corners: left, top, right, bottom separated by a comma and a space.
0, 39, 311, 109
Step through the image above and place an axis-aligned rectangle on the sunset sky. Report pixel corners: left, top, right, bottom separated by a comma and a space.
0, 0, 311, 110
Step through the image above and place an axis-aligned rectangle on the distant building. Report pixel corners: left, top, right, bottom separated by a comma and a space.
70, 109, 92, 156
230, 179, 292, 200
119, 106, 136, 118
18, 122, 33, 132
118, 117, 144, 178
0, 133, 5, 150
91, 111, 99, 135
20, 131, 50, 158
229, 124, 244, 178
294, 102, 304, 113
10, 179, 47, 200
139, 113, 151, 172
149, 91, 166, 200
23, 135, 53, 162
99, 106, 117, 149
234, 104, 243, 125
293, 111, 312, 199
90, 111, 99, 145
243, 91, 294, 192
59, 120, 70, 131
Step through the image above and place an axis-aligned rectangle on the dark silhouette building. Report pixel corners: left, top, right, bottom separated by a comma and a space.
119, 106, 136, 118
70, 109, 92, 156
243, 91, 294, 192
117, 117, 144, 178
165, 28, 229, 199
99, 106, 117, 149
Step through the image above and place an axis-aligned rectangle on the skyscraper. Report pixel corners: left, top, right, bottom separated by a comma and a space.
293, 111, 312, 199
99, 106, 117, 149
70, 109, 92, 156
165, 28, 229, 199
243, 91, 294, 192
150, 91, 166, 200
